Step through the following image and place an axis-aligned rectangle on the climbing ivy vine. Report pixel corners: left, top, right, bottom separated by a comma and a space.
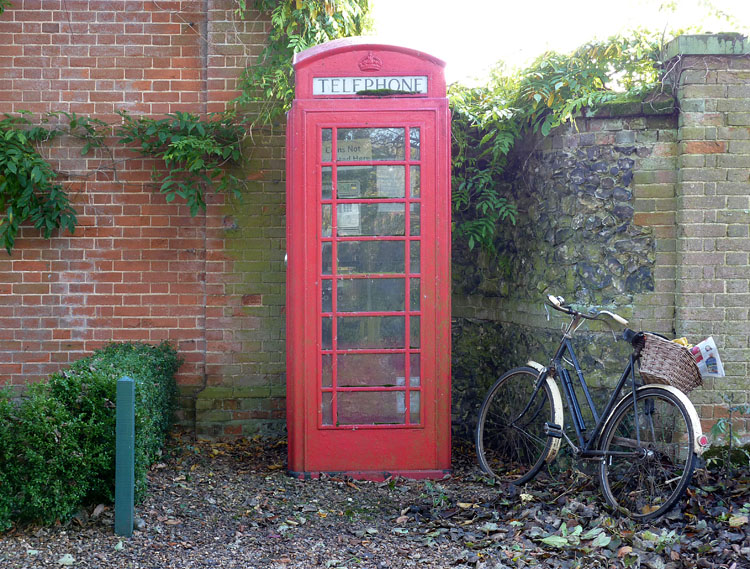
234, 0, 370, 126
0, 112, 106, 254
0, 0, 370, 254
0, 114, 74, 254
116, 111, 246, 216
450, 31, 665, 253
0, 0, 680, 256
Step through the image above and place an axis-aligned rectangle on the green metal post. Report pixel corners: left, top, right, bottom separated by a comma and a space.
115, 376, 135, 537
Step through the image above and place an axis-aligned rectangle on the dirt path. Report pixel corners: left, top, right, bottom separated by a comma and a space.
1, 434, 748, 568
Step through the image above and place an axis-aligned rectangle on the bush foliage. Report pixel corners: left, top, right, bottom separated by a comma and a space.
0, 342, 180, 531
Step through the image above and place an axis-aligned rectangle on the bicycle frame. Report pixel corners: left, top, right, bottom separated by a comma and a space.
535, 314, 644, 458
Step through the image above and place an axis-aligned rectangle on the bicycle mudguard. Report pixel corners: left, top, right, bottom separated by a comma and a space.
606, 384, 707, 455
527, 361, 564, 462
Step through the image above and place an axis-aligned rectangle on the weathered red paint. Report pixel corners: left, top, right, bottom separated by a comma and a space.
286, 38, 451, 479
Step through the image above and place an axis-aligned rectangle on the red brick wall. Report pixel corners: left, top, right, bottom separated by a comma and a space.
0, 1, 288, 436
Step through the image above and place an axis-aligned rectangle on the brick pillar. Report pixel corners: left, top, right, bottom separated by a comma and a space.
665, 34, 750, 435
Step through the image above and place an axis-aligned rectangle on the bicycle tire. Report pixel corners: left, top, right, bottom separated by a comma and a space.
598, 386, 696, 521
475, 366, 557, 484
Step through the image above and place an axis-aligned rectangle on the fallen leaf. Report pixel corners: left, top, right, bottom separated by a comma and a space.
164, 519, 181, 525
591, 533, 611, 548
581, 527, 604, 540
91, 504, 107, 518
618, 546, 633, 558
729, 515, 748, 527
540, 535, 568, 548
392, 527, 408, 535
114, 541, 124, 552
57, 554, 75, 566
457, 502, 476, 509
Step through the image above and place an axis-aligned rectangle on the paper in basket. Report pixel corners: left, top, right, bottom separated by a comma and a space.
689, 336, 725, 377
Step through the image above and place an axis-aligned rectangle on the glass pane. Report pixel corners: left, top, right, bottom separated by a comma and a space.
410, 166, 420, 197
322, 167, 332, 200
410, 203, 421, 236
322, 242, 332, 275
410, 316, 420, 348
322, 391, 333, 425
409, 353, 420, 386
337, 391, 405, 425
410, 241, 420, 273
338, 278, 405, 312
338, 241, 404, 274
337, 128, 405, 161
338, 316, 405, 349
410, 279, 420, 311
322, 204, 332, 237
322, 354, 332, 387
322, 317, 332, 350
410, 128, 420, 160
337, 166, 405, 199
409, 391, 420, 424
322, 280, 332, 313
337, 204, 405, 237
322, 129, 332, 162
337, 353, 405, 387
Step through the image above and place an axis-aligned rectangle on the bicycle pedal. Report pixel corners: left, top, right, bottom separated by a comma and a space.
544, 422, 563, 438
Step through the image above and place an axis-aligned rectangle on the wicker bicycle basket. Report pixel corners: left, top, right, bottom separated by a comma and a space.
638, 333, 703, 393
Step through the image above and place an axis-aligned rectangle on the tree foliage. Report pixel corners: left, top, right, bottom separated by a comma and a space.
450, 30, 665, 253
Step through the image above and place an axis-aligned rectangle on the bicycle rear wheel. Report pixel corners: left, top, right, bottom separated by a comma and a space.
599, 387, 696, 521
475, 366, 557, 484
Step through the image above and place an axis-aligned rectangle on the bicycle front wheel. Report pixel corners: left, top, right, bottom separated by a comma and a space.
599, 387, 696, 521
476, 366, 557, 484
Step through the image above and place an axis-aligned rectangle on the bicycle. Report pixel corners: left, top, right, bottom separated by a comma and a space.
475, 294, 709, 521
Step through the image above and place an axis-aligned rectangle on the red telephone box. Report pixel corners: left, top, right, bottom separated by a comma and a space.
286, 38, 451, 479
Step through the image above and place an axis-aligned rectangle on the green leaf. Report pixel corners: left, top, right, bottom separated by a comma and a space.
540, 535, 568, 548
591, 533, 612, 548
581, 527, 604, 540
541, 118, 552, 136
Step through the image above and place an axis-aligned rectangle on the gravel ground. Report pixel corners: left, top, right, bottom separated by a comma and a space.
1, 433, 749, 569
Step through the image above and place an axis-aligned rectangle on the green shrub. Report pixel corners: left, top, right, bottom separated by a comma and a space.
0, 341, 180, 529
0, 383, 91, 527
47, 341, 180, 501
0, 391, 17, 532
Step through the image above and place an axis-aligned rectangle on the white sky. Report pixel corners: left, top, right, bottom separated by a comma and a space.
371, 0, 750, 83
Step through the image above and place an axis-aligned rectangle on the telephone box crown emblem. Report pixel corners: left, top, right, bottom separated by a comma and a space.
358, 51, 383, 72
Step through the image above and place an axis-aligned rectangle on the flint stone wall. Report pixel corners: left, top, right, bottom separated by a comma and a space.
453, 34, 750, 443
452, 105, 677, 441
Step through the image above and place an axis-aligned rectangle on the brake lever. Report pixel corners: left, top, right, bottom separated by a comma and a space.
544, 302, 550, 321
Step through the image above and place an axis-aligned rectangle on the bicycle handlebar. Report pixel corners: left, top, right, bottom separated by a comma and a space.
546, 294, 629, 326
